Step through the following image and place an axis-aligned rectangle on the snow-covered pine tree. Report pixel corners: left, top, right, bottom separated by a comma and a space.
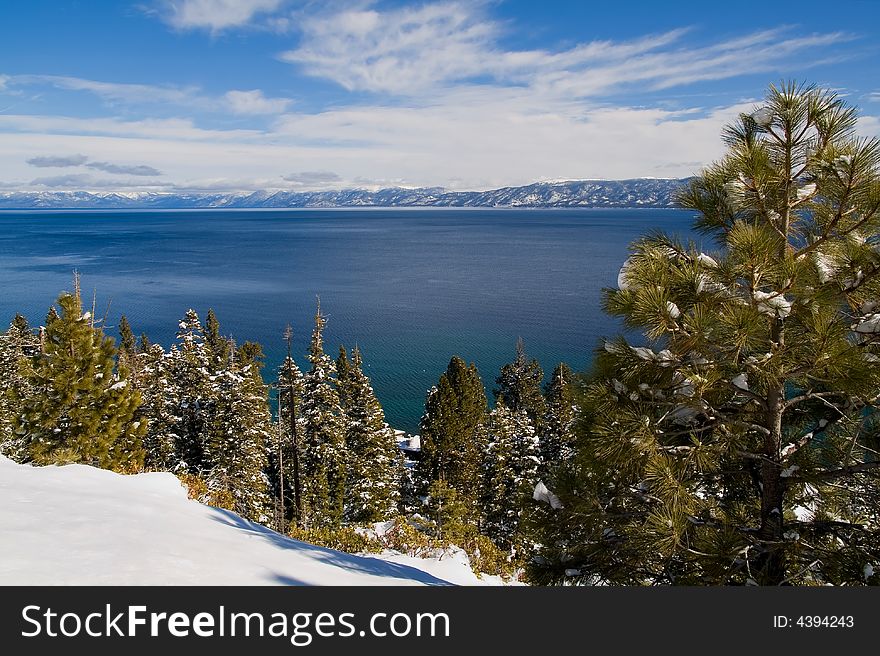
136, 343, 180, 471
340, 346, 402, 523
204, 308, 231, 371
482, 401, 539, 550
166, 309, 213, 472
539, 362, 578, 479
202, 364, 272, 523
494, 337, 546, 427
0, 315, 39, 459
535, 83, 880, 586
15, 291, 145, 471
335, 345, 353, 411
300, 302, 347, 528
416, 356, 488, 517
273, 331, 305, 528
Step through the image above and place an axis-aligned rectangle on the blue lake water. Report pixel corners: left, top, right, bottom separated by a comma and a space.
0, 208, 698, 433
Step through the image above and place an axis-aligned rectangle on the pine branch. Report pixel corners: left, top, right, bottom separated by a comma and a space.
794, 198, 880, 260
782, 390, 847, 411
726, 381, 769, 409
792, 460, 880, 482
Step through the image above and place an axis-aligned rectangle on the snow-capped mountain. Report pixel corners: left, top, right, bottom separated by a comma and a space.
0, 178, 690, 209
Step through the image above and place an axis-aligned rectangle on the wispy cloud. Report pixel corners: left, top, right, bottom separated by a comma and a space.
26, 154, 89, 167
29, 173, 164, 189
282, 3, 853, 98
86, 161, 163, 176
282, 170, 342, 186
5, 74, 292, 116
0, 113, 263, 141
225, 89, 292, 115
20, 74, 203, 106
158, 0, 287, 32
281, 2, 497, 94
0, 2, 874, 194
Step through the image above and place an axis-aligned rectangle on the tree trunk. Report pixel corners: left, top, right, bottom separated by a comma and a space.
758, 320, 786, 584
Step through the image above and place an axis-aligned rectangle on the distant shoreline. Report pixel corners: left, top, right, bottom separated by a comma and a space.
0, 205, 690, 212
0, 178, 691, 211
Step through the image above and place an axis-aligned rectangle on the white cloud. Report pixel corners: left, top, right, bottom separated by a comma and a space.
161, 0, 286, 32
0, 74, 8, 91
225, 89, 291, 115
281, 2, 852, 97
19, 74, 204, 107
857, 114, 880, 138
7, 74, 293, 117
0, 113, 263, 142
0, 3, 872, 194
282, 2, 496, 93
29, 173, 165, 189
0, 100, 743, 192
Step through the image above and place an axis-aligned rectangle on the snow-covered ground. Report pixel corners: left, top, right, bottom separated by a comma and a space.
0, 456, 508, 586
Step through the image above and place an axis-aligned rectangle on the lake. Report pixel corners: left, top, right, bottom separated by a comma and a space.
0, 208, 698, 433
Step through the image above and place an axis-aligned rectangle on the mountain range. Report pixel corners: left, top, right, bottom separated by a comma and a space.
0, 178, 690, 210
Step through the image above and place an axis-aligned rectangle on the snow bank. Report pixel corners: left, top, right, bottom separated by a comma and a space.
0, 456, 503, 586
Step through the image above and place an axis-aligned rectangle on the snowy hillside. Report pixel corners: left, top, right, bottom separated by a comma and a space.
0, 178, 689, 209
0, 456, 506, 586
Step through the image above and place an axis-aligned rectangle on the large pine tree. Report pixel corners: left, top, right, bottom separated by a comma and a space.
273, 337, 305, 528
532, 83, 880, 586
482, 401, 539, 550
202, 365, 271, 523
339, 346, 402, 523
416, 356, 488, 515
137, 342, 180, 471
166, 309, 213, 472
16, 292, 145, 471
0, 315, 39, 459
300, 302, 347, 528
539, 362, 578, 479
494, 337, 546, 426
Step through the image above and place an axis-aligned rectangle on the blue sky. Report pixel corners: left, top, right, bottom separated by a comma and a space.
1, 0, 878, 193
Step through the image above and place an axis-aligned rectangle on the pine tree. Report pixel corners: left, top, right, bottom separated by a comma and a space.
424, 478, 470, 542
300, 302, 347, 528
0, 315, 39, 459
482, 401, 539, 549
137, 343, 179, 471
118, 315, 136, 358
534, 83, 880, 586
236, 341, 265, 380
202, 365, 272, 523
274, 326, 305, 528
416, 356, 488, 515
539, 362, 578, 479
494, 337, 546, 426
135, 309, 273, 520
204, 308, 231, 370
166, 309, 212, 472
15, 292, 145, 471
340, 346, 402, 523
335, 345, 353, 411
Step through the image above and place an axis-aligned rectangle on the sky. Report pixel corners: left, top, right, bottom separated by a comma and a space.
1, 0, 879, 194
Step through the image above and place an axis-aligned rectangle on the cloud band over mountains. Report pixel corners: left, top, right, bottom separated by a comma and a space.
26, 154, 162, 177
